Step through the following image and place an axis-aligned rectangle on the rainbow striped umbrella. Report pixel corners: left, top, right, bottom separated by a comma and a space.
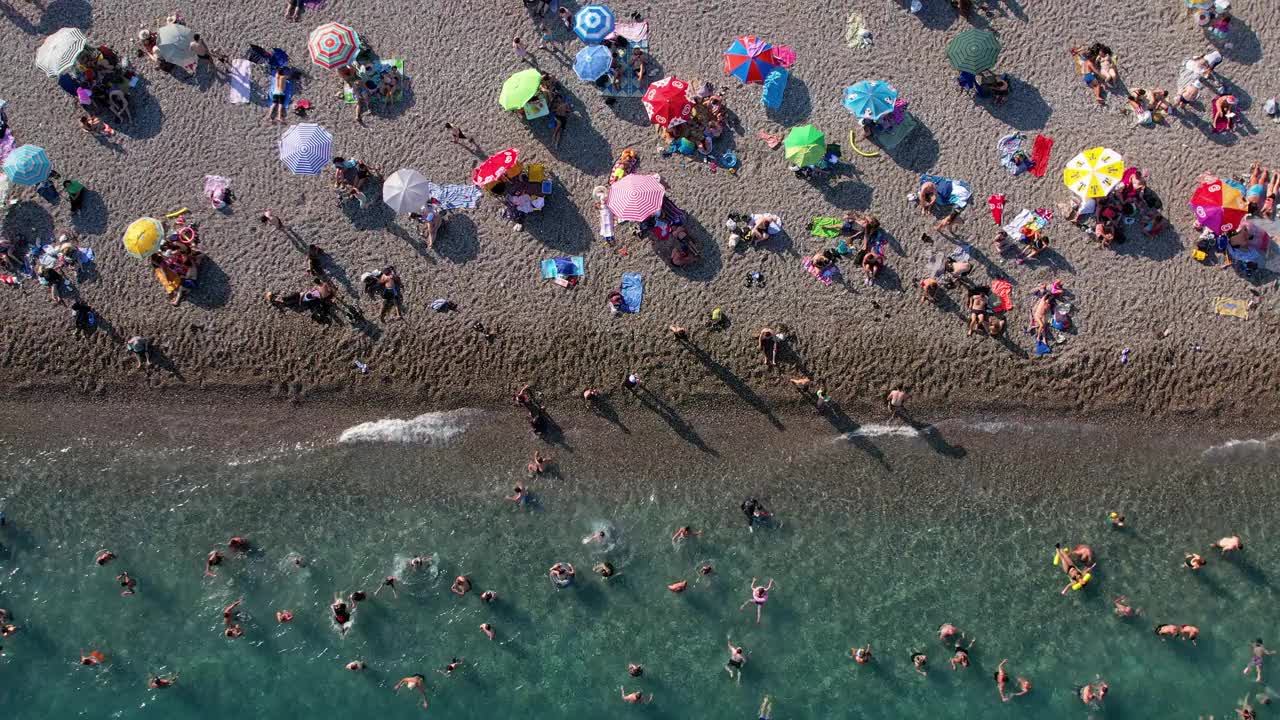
1190, 180, 1248, 234
606, 174, 665, 222
574, 5, 615, 44
723, 35, 778, 84
3, 145, 50, 186
308, 22, 360, 69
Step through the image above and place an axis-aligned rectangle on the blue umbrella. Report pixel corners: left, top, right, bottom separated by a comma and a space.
573, 45, 613, 82
279, 123, 333, 176
4, 145, 50, 186
574, 5, 615, 44
843, 80, 899, 122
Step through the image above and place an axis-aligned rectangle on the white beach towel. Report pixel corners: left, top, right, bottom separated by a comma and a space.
228, 59, 251, 104
427, 183, 481, 210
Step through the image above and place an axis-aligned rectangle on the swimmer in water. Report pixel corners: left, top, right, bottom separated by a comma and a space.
350, 590, 367, 604
276, 610, 294, 623
1012, 676, 1032, 699
593, 562, 617, 579
409, 555, 431, 570
1112, 595, 1141, 618
671, 526, 701, 545
480, 590, 497, 603
668, 580, 688, 593
331, 596, 353, 633
1181, 625, 1200, 645
1108, 512, 1126, 529
148, 673, 178, 689
758, 695, 773, 720
582, 529, 607, 545
227, 537, 250, 553
291, 555, 306, 568
506, 483, 528, 508
939, 623, 958, 645
527, 450, 551, 476
1071, 544, 1094, 565
911, 652, 928, 677
549, 562, 575, 587
1244, 639, 1276, 682
1155, 623, 1180, 639
1060, 563, 1096, 596
346, 660, 366, 671
725, 639, 747, 683
1213, 535, 1244, 555
1079, 679, 1108, 707
620, 687, 647, 704
697, 563, 714, 578
451, 575, 471, 596
481, 623, 495, 640
80, 649, 106, 666
994, 659, 1009, 701
376, 576, 399, 599
438, 657, 464, 677
1185, 553, 1207, 570
223, 598, 244, 638
739, 578, 775, 624
851, 643, 873, 665
394, 674, 429, 710
204, 550, 223, 578
95, 550, 116, 566
627, 663, 644, 677
951, 644, 972, 670
116, 572, 137, 596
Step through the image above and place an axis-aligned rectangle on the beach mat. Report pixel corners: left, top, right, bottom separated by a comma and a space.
229, 59, 251, 104
1213, 296, 1249, 319
802, 258, 838, 286
1029, 134, 1053, 177
619, 273, 643, 313
876, 112, 919, 151
540, 256, 585, 279
427, 183, 481, 209
809, 216, 843, 238
989, 278, 1013, 313
599, 38, 650, 98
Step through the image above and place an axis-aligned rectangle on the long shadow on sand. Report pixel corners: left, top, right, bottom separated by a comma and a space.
587, 393, 631, 434
824, 403, 890, 469
69, 188, 109, 235
630, 386, 717, 456
1218, 18, 1262, 66
435, 213, 480, 264
188, 256, 232, 308
884, 125, 941, 174
529, 83, 613, 176
113, 81, 164, 141
525, 187, 592, 253
2, 0, 91, 35
906, 414, 968, 459
980, 77, 1052, 131
678, 340, 784, 431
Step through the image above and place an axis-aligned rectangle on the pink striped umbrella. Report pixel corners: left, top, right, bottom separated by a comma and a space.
606, 174, 665, 222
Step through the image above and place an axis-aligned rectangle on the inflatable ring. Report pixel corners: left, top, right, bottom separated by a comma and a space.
849, 130, 880, 157
178, 227, 197, 243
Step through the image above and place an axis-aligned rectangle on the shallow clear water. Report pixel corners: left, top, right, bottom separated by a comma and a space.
1, 422, 1278, 720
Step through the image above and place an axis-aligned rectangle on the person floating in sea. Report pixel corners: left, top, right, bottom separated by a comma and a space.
1112, 595, 1141, 618
80, 649, 106, 666
620, 686, 648, 704
549, 562, 575, 588
671, 526, 701, 546
1185, 553, 1208, 570
627, 663, 644, 677
594, 562, 617, 579
995, 659, 1010, 701
394, 674, 429, 710
951, 642, 973, 670
939, 623, 959, 645
1108, 511, 1126, 529
911, 651, 928, 677
480, 590, 497, 603
346, 660, 367, 671
1181, 625, 1200, 645
223, 599, 244, 638
116, 572, 137, 596
1079, 678, 1109, 708
331, 595, 353, 635
1245, 639, 1276, 682
451, 575, 472, 596
227, 536, 250, 553
480, 623, 495, 640
276, 610, 293, 623
1071, 544, 1095, 565
147, 672, 178, 689
582, 529, 607, 545
95, 550, 116, 566
741, 497, 771, 531
1155, 623, 1180, 639
667, 580, 688, 593
739, 578, 775, 624
758, 695, 773, 719
506, 482, 528, 508
1213, 535, 1243, 555
527, 450, 551, 477
204, 549, 223, 578
725, 639, 748, 683
438, 657, 464, 677
851, 643, 873, 665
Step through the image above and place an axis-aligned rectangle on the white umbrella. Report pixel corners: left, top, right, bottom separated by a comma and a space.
156, 23, 196, 67
382, 169, 432, 214
35, 28, 87, 77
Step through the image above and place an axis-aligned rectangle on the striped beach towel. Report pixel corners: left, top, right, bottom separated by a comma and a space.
428, 183, 482, 210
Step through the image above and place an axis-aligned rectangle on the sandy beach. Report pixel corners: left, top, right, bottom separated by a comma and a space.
0, 0, 1277, 421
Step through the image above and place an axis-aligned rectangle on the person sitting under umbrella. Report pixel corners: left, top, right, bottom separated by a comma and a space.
669, 227, 701, 267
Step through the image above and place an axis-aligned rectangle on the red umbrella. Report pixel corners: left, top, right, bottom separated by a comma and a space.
642, 77, 694, 128
606, 174, 665, 221
472, 148, 520, 188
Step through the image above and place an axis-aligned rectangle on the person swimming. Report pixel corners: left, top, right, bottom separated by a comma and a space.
376, 576, 399, 599
116, 572, 137, 596
95, 550, 116, 566
204, 550, 223, 578
725, 639, 747, 683
739, 578, 775, 624
911, 652, 928, 676
331, 596, 353, 633
480, 623, 495, 640
582, 529, 607, 545
549, 562, 575, 587
593, 562, 616, 579
451, 575, 471, 596
851, 643, 873, 665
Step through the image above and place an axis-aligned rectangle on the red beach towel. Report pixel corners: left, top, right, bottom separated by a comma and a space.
1029, 134, 1053, 177
990, 279, 1013, 313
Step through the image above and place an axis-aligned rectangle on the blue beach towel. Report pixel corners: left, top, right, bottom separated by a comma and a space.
619, 273, 643, 313
540, 256, 585, 279
762, 68, 788, 110
272, 71, 295, 109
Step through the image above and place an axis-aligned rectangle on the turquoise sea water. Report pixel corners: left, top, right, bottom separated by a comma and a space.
1, 419, 1278, 719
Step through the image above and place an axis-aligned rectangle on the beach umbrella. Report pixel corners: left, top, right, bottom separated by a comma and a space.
279, 123, 333, 176
122, 217, 164, 259
723, 35, 778, 84
842, 80, 899, 121
1062, 147, 1125, 198
1190, 180, 1248, 234
642, 76, 694, 128
472, 148, 521, 188
382, 169, 433, 214
308, 22, 360, 70
573, 45, 613, 82
574, 5, 615, 44
783, 125, 826, 167
499, 68, 543, 111
606, 174, 665, 222
156, 23, 197, 67
34, 27, 87, 77
3, 145, 50, 186
946, 28, 1001, 74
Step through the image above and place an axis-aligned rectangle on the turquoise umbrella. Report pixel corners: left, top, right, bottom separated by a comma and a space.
4, 145, 50, 186
843, 80, 898, 121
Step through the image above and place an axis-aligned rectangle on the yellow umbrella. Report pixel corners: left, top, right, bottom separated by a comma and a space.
123, 217, 164, 259
1062, 147, 1125, 198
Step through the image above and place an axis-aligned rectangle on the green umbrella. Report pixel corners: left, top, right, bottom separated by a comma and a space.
784, 125, 826, 167
946, 29, 1001, 74
499, 68, 543, 111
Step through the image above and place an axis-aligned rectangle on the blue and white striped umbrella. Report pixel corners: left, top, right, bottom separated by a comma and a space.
574, 5, 615, 44
279, 123, 333, 176
573, 45, 612, 82
3, 145, 50, 186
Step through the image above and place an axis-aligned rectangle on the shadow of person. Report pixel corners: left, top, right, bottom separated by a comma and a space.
68, 188, 109, 235
982, 76, 1052, 130
678, 340, 784, 430
435, 213, 480, 264
587, 393, 631, 434
904, 414, 967, 459
631, 386, 717, 455
187, 256, 232, 308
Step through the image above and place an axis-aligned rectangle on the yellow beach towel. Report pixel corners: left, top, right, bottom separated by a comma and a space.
1213, 297, 1249, 320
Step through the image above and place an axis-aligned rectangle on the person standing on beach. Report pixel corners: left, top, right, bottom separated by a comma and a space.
887, 387, 907, 420
443, 122, 480, 151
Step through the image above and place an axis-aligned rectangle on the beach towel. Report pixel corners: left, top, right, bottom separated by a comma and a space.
619, 273, 643, 313
0, 273, 18, 286
1035, 339, 1053, 355
989, 279, 1013, 313
154, 266, 181, 294
1029, 134, 1053, 177
229, 59, 252, 104
605, 21, 649, 43
989, 194, 1006, 225
802, 258, 840, 286
762, 68, 789, 110
77, 248, 94, 265
245, 44, 270, 65
875, 111, 918, 150
0, 131, 16, 164
599, 37, 650, 98
540, 256, 585, 279
427, 183, 481, 210
809, 217, 843, 238
1212, 297, 1249, 318
598, 204, 615, 239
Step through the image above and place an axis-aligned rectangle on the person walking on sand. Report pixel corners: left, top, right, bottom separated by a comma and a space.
513, 37, 534, 65
887, 387, 907, 420
1245, 639, 1276, 682
725, 639, 748, 683
443, 122, 480, 151
739, 578, 775, 624
394, 674, 429, 710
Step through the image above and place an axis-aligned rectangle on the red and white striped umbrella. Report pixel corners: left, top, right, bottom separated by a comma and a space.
606, 174, 665, 222
308, 22, 360, 70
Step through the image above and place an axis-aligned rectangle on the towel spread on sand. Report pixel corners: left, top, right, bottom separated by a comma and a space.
1029, 134, 1053, 177
599, 33, 650, 98
619, 273, 643, 313
762, 68, 788, 110
809, 217, 843, 238
427, 183, 481, 209
229, 59, 252, 104
989, 279, 1013, 313
605, 21, 649, 42
1213, 297, 1249, 319
77, 248, 95, 265
540, 256, 585, 279
803, 258, 840, 286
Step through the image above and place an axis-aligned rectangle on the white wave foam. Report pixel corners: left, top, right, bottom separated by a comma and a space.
1201, 432, 1280, 462
338, 409, 478, 445
837, 424, 924, 440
